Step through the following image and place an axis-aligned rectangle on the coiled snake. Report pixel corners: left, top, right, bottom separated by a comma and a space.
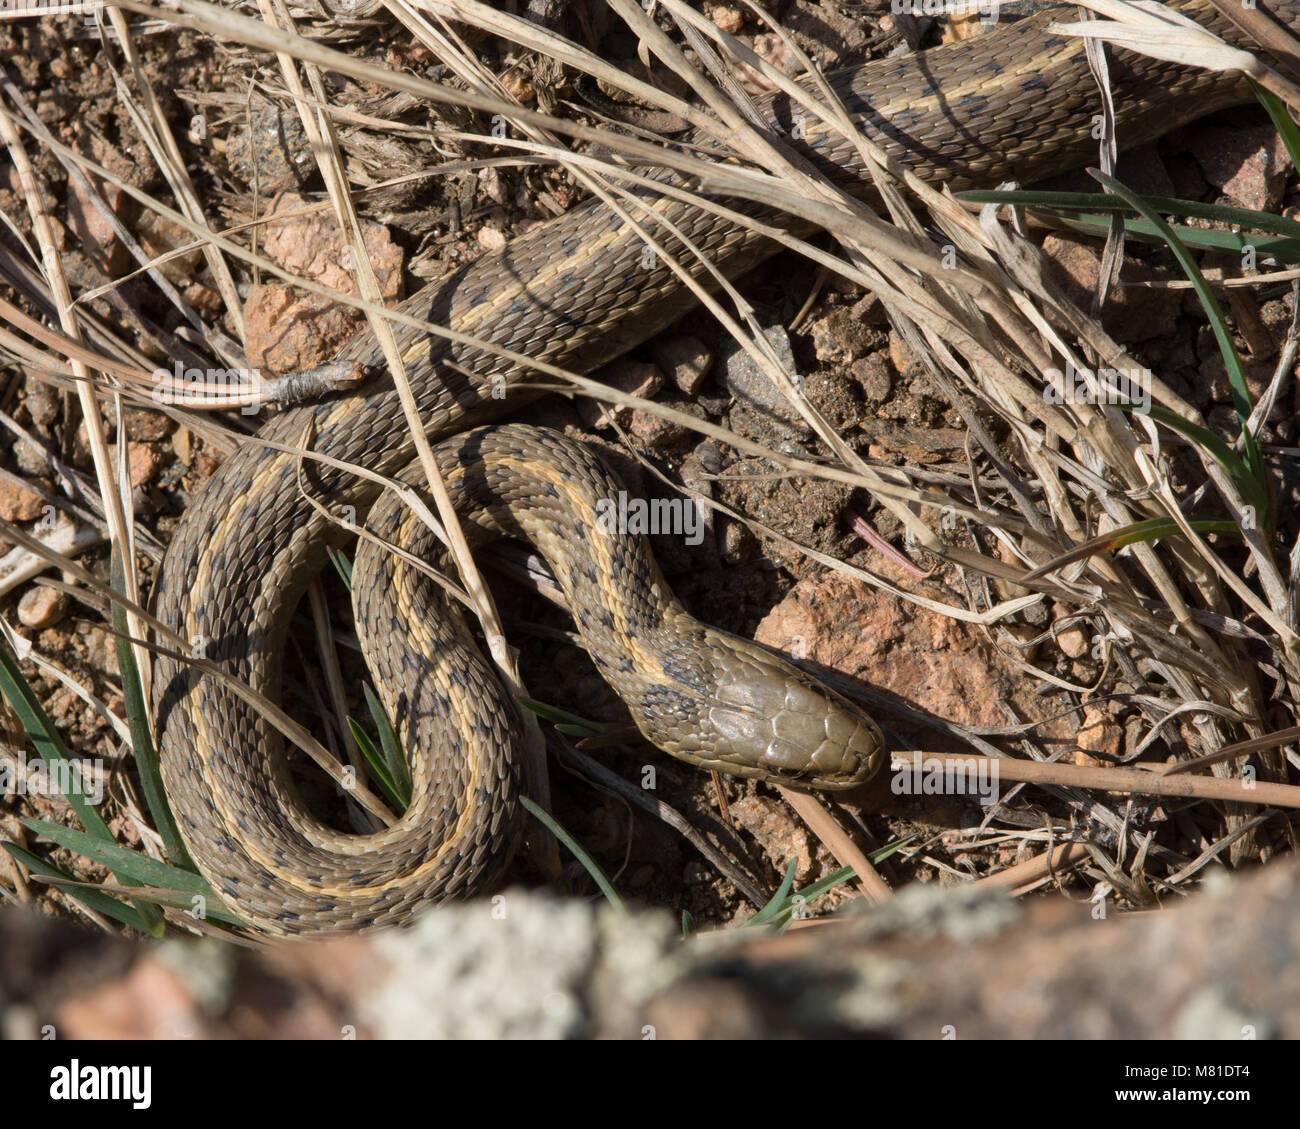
152, 1, 1298, 933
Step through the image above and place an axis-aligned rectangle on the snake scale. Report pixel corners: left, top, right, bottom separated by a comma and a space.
152, 1, 1300, 934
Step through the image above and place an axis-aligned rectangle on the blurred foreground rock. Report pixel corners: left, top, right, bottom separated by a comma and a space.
3, 860, 1298, 1038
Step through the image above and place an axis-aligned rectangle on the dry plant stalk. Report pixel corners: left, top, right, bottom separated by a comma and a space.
0, 0, 1296, 922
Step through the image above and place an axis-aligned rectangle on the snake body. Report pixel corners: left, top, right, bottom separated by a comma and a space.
153, 1, 1297, 934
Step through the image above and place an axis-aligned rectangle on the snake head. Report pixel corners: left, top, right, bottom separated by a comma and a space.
648, 630, 887, 791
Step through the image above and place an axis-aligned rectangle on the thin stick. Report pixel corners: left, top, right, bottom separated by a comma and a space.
891, 750, 1300, 809
972, 841, 1092, 890
778, 786, 892, 902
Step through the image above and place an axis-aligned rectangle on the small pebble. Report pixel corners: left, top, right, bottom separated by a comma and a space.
18, 586, 68, 630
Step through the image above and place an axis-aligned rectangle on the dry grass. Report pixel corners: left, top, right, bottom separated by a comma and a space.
1, 0, 1299, 935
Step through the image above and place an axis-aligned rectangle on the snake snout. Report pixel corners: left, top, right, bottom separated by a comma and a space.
704, 650, 887, 789
771, 677, 887, 789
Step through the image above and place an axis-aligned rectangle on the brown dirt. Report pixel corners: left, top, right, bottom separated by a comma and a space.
0, 5, 1296, 945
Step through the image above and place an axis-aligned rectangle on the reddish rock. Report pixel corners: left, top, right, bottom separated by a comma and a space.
578, 358, 664, 430
727, 796, 816, 882
850, 292, 888, 327
126, 442, 163, 487
67, 174, 131, 276
1056, 623, 1089, 660
851, 354, 892, 404
809, 306, 877, 362
244, 194, 404, 374
1041, 233, 1180, 343
121, 406, 175, 443
260, 193, 403, 300
628, 407, 691, 448
0, 479, 46, 523
1075, 705, 1123, 767
704, 2, 744, 34
66, 134, 144, 276
649, 335, 712, 396
136, 212, 203, 286
1189, 124, 1291, 212
754, 569, 1063, 737
245, 287, 366, 376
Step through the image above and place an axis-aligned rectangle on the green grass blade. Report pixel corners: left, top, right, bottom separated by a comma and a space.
958, 189, 1300, 244
18, 821, 245, 928
1040, 218, 1300, 260
518, 696, 643, 747
110, 550, 190, 867
1140, 405, 1271, 533
520, 795, 625, 910
747, 858, 799, 927
346, 717, 408, 811
519, 696, 604, 737
783, 864, 856, 906
0, 631, 114, 841
363, 684, 410, 804
1, 626, 164, 932
1101, 516, 1242, 548
743, 836, 917, 930
2, 842, 158, 934
1025, 517, 1243, 582
867, 834, 915, 867
39, 878, 247, 927
1090, 171, 1264, 483
327, 547, 353, 589
747, 864, 854, 930
22, 818, 212, 896
1251, 80, 1300, 174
